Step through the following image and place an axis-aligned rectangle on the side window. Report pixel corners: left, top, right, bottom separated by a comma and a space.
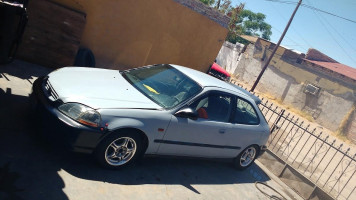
233, 98, 259, 125
190, 93, 232, 122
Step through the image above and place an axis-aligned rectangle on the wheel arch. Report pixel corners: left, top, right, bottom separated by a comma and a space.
99, 127, 149, 155
237, 143, 261, 157
233, 144, 261, 170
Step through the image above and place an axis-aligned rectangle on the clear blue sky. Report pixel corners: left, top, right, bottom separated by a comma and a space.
231, 0, 356, 68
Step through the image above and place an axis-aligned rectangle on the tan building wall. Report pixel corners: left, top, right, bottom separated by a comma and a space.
253, 39, 355, 96
52, 0, 229, 72
217, 40, 356, 132
347, 107, 356, 143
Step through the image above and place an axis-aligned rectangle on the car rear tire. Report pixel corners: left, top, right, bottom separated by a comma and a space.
94, 132, 142, 169
233, 145, 259, 170
74, 48, 95, 67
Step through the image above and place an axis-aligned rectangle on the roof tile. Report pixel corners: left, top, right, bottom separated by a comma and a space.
304, 59, 356, 81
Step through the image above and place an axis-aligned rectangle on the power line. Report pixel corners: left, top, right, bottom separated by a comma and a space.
264, 0, 296, 5
237, 0, 308, 52
305, 0, 356, 65
301, 4, 356, 24
251, 0, 303, 91
270, 26, 308, 51
264, 0, 356, 24
305, 0, 356, 54
267, 1, 312, 50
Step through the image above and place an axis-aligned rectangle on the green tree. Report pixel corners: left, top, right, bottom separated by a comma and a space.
225, 5, 272, 44
199, 0, 215, 6
200, 1, 272, 44
216, 0, 232, 15
238, 9, 272, 40
226, 3, 246, 44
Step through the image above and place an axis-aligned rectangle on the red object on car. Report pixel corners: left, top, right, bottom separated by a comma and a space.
208, 63, 231, 81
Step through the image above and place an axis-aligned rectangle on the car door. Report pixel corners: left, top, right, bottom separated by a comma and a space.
227, 97, 264, 151
156, 91, 240, 158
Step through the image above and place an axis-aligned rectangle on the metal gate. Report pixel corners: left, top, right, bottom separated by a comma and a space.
258, 98, 356, 200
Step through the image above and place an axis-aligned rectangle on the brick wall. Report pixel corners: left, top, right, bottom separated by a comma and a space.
173, 0, 230, 28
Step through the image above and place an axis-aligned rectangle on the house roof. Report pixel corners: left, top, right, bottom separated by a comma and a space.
304, 59, 356, 81
240, 35, 259, 43
251, 37, 356, 81
305, 48, 338, 63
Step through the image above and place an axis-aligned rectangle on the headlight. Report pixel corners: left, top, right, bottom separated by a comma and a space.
58, 103, 101, 127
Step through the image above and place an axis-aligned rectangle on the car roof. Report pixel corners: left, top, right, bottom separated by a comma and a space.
170, 64, 261, 104
228, 83, 262, 104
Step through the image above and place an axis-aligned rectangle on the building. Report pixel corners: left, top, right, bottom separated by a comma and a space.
217, 38, 356, 142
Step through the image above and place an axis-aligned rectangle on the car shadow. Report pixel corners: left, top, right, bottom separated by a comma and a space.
62, 153, 270, 194
0, 59, 51, 80
0, 60, 67, 200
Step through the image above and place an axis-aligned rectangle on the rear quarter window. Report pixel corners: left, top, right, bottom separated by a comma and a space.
233, 98, 260, 125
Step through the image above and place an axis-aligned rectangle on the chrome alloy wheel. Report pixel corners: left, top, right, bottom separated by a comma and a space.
240, 146, 256, 167
105, 137, 137, 166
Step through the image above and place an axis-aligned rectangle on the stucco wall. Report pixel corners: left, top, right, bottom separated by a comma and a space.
52, 0, 229, 72
217, 40, 356, 132
347, 109, 356, 143
215, 41, 244, 74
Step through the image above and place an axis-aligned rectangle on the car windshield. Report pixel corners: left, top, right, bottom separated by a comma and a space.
123, 64, 202, 109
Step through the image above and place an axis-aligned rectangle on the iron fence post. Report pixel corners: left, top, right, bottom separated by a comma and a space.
268, 113, 290, 146
270, 109, 285, 133
272, 117, 299, 151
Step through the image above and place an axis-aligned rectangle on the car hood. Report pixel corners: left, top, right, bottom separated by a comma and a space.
47, 67, 162, 110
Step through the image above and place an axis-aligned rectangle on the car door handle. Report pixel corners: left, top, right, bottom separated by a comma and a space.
219, 129, 226, 134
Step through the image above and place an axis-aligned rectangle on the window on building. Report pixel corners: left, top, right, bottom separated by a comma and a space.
304, 83, 320, 96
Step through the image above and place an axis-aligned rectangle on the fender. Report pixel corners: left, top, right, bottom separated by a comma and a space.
100, 114, 172, 154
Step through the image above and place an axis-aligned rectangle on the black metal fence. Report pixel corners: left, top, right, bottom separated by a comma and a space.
259, 98, 356, 200
230, 81, 355, 199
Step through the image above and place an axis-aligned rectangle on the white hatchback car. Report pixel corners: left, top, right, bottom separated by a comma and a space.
32, 64, 270, 169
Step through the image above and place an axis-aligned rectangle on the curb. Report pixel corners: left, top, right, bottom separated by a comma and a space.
255, 160, 304, 200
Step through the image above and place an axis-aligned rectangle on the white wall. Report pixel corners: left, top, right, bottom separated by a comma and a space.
215, 41, 244, 75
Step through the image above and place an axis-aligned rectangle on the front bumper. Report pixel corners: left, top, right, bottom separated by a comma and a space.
31, 76, 106, 153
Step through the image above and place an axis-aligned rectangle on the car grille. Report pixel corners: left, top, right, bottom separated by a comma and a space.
44, 79, 59, 101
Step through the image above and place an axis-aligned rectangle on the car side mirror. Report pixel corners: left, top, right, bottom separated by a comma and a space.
174, 107, 198, 120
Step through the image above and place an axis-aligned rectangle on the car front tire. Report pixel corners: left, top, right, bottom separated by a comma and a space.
233, 145, 259, 170
94, 131, 142, 169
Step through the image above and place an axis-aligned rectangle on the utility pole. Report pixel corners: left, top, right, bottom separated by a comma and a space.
250, 0, 302, 92
216, 0, 221, 9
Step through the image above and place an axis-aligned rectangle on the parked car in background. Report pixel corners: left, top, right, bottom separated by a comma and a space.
31, 64, 269, 169
208, 62, 231, 82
